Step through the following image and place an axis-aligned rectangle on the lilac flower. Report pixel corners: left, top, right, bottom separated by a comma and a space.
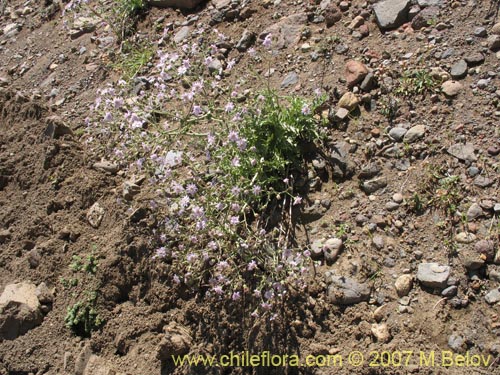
231, 186, 241, 196
247, 48, 256, 56
207, 241, 218, 250
171, 182, 185, 194
261, 302, 272, 311
247, 260, 257, 271
213, 285, 223, 295
155, 247, 167, 258
186, 183, 198, 196
231, 157, 240, 167
196, 218, 207, 230
181, 91, 194, 102
236, 138, 247, 151
301, 103, 311, 115
113, 97, 124, 108
225, 102, 235, 113
217, 260, 230, 271
103, 112, 113, 122
293, 196, 303, 206
177, 65, 187, 76
227, 59, 236, 71
192, 80, 203, 92
253, 289, 261, 298
207, 133, 215, 147
231, 203, 240, 212
228, 130, 239, 143
204, 56, 213, 66
186, 252, 198, 263
303, 249, 311, 257
191, 205, 204, 219
192, 105, 203, 116
264, 290, 274, 300
230, 216, 239, 225
179, 195, 190, 208
232, 291, 241, 301
252, 185, 262, 195
173, 274, 181, 284
251, 310, 259, 318
262, 33, 272, 48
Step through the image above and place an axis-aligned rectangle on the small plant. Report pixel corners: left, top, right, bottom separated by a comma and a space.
112, 42, 154, 80
395, 69, 440, 98
65, 291, 103, 337
69, 255, 83, 272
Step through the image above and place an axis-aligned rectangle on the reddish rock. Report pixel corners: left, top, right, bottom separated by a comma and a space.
345, 60, 369, 88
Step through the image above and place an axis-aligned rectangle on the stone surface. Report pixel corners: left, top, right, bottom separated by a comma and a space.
455, 232, 476, 244
373, 0, 411, 30
441, 80, 463, 97
487, 35, 500, 51
326, 274, 370, 305
323, 238, 343, 264
236, 30, 256, 52
403, 125, 426, 143
344, 60, 368, 88
447, 143, 477, 162
466, 203, 483, 221
0, 282, 43, 340
485, 288, 500, 305
338, 92, 359, 110
371, 323, 391, 343
417, 263, 450, 289
475, 240, 496, 262
361, 177, 388, 194
411, 6, 439, 30
173, 26, 191, 44
281, 72, 299, 88
395, 274, 413, 297
87, 202, 105, 228
156, 322, 192, 359
450, 60, 468, 79
389, 127, 407, 142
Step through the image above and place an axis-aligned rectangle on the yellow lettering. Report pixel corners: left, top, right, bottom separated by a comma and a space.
420, 351, 435, 366
441, 351, 454, 367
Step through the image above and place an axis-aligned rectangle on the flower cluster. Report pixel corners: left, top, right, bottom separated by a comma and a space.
84, 28, 326, 318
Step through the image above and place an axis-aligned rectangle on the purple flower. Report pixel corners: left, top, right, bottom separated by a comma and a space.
253, 289, 261, 298
247, 260, 257, 271
261, 302, 272, 311
301, 104, 311, 115
173, 274, 181, 284
186, 252, 198, 263
262, 33, 272, 49
191, 205, 204, 219
171, 182, 185, 194
232, 291, 241, 301
213, 285, 223, 295
231, 186, 241, 196
103, 112, 113, 122
236, 138, 247, 151
252, 185, 262, 195
225, 102, 234, 113
207, 133, 216, 147
192, 105, 202, 116
186, 183, 198, 196
231, 203, 240, 212
230, 216, 239, 225
293, 196, 302, 206
231, 157, 240, 167
155, 247, 167, 258
228, 130, 239, 143
113, 97, 124, 108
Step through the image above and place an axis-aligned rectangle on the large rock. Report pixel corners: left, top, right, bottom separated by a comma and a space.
338, 92, 359, 111
447, 143, 477, 162
441, 80, 463, 97
326, 274, 370, 305
417, 263, 450, 289
344, 60, 368, 88
485, 288, 500, 305
411, 6, 439, 30
373, 0, 411, 30
156, 322, 192, 360
0, 282, 43, 340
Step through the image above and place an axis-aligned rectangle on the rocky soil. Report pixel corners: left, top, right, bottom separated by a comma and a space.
0, 0, 500, 374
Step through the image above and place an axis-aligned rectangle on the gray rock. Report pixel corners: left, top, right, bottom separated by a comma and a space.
281, 72, 299, 88
450, 60, 468, 80
207, 58, 223, 74
35, 283, 54, 304
477, 78, 490, 89
389, 127, 407, 142
485, 288, 500, 305
44, 116, 73, 139
417, 263, 450, 289
326, 275, 370, 304
236, 30, 256, 52
441, 285, 457, 297
474, 175, 494, 188
330, 141, 355, 178
3, 23, 21, 38
411, 6, 439, 30
494, 203, 500, 214
417, 0, 442, 7
173, 26, 191, 44
0, 76, 11, 87
473, 27, 487, 37
475, 240, 496, 261
93, 161, 119, 174
403, 125, 426, 143
0, 282, 43, 340
464, 52, 485, 66
362, 177, 388, 194
448, 334, 465, 352
359, 163, 381, 180
374, 0, 411, 30
447, 143, 477, 162
463, 257, 484, 271
360, 72, 376, 92
372, 235, 385, 250
335, 107, 349, 120
487, 35, 500, 51
466, 203, 483, 221
122, 181, 140, 201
